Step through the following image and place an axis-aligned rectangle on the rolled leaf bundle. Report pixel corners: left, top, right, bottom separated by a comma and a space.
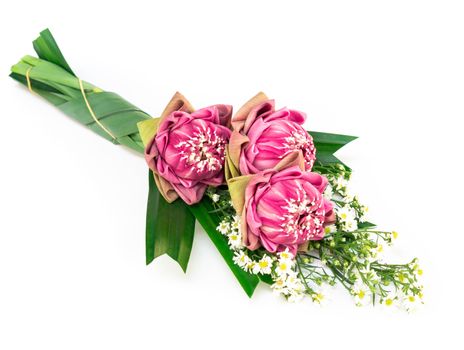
10, 31, 149, 153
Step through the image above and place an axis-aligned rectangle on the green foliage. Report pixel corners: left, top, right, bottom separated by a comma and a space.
189, 198, 260, 297
309, 131, 357, 169
146, 172, 195, 272
10, 29, 196, 271
10, 30, 150, 153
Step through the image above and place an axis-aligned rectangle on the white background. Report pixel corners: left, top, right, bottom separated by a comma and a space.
1, 1, 463, 349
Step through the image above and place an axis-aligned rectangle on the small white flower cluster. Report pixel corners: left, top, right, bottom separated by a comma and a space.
325, 169, 369, 232
217, 217, 308, 303
270, 250, 306, 302
336, 205, 358, 232
350, 260, 424, 311
351, 280, 371, 306
218, 216, 278, 275
217, 216, 243, 250
233, 250, 274, 275
211, 193, 220, 203
333, 175, 349, 195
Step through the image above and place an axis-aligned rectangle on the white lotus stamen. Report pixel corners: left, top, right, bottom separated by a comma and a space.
176, 124, 226, 174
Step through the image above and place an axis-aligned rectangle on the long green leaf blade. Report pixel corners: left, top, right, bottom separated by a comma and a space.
146, 171, 195, 272
309, 131, 357, 154
33, 28, 75, 76
188, 199, 260, 297
309, 130, 357, 169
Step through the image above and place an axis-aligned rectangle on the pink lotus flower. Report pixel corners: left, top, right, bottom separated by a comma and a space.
242, 164, 335, 255
145, 104, 232, 205
229, 95, 316, 175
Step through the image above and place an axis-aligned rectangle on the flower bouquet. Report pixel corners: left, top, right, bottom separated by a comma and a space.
10, 29, 423, 310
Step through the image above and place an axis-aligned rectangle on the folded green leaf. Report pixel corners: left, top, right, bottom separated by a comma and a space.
309, 131, 357, 154
358, 221, 376, 229
10, 30, 149, 153
33, 28, 75, 76
146, 171, 195, 272
309, 130, 357, 169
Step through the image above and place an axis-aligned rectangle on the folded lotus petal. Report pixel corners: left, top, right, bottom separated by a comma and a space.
213, 104, 233, 127
241, 205, 260, 250
228, 131, 249, 172
160, 91, 194, 118
273, 150, 305, 172
232, 91, 268, 130
227, 174, 254, 214
153, 172, 178, 203
171, 182, 207, 205
224, 145, 241, 181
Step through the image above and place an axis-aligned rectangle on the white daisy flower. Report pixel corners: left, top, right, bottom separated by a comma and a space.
232, 250, 249, 269
276, 259, 294, 276
359, 205, 369, 222
410, 260, 423, 278
335, 176, 348, 193
341, 217, 358, 232
336, 205, 357, 223
211, 194, 220, 203
271, 272, 304, 301
246, 260, 256, 273
285, 273, 304, 292
351, 281, 371, 306
252, 255, 273, 275
271, 276, 290, 297
311, 292, 326, 305
342, 190, 355, 203
399, 293, 422, 312
323, 184, 333, 200
216, 220, 230, 235
324, 224, 337, 235
382, 291, 397, 308
277, 248, 294, 262
230, 215, 240, 231
227, 232, 243, 250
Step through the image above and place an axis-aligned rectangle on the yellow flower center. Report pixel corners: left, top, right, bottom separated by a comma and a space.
385, 298, 393, 306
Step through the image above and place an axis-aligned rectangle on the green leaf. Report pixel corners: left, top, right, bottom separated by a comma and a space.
188, 199, 260, 297
314, 152, 345, 165
258, 274, 273, 285
146, 171, 196, 272
309, 131, 357, 154
358, 221, 376, 229
309, 131, 357, 169
33, 28, 75, 76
